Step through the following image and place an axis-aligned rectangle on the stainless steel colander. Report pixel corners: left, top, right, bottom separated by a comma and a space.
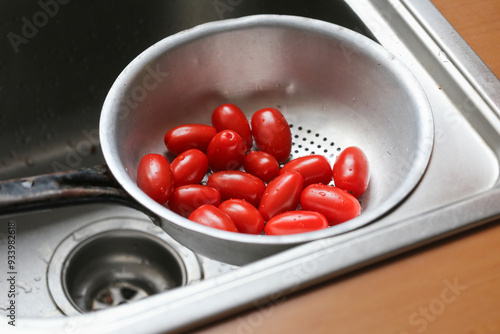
100, 15, 434, 264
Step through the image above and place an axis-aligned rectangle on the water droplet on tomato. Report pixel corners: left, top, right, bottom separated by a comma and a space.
319, 192, 326, 197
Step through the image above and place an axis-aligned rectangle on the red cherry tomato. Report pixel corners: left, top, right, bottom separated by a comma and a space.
170, 149, 209, 187
300, 184, 361, 226
206, 130, 246, 171
251, 108, 292, 163
259, 171, 304, 221
264, 210, 329, 235
212, 103, 253, 149
164, 124, 217, 155
206, 170, 266, 207
168, 185, 221, 217
243, 151, 280, 183
188, 204, 238, 232
280, 155, 332, 187
219, 199, 264, 235
137, 154, 174, 204
333, 146, 370, 198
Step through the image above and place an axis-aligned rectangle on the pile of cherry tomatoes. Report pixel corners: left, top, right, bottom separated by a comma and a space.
137, 103, 369, 235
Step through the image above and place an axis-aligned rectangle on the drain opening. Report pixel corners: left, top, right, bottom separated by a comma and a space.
48, 217, 203, 316
93, 282, 149, 310
62, 230, 186, 313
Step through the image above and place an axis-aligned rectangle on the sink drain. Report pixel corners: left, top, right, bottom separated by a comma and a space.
62, 230, 186, 313
93, 281, 149, 310
47, 216, 202, 315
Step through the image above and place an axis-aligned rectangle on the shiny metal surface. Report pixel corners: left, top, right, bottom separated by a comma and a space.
63, 232, 184, 313
47, 217, 202, 316
0, 204, 237, 321
100, 15, 434, 265
403, 0, 500, 117
0, 0, 499, 333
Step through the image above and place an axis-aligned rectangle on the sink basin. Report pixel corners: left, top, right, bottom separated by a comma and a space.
0, 0, 499, 333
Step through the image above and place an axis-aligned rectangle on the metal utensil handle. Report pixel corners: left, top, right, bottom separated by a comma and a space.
0, 165, 144, 215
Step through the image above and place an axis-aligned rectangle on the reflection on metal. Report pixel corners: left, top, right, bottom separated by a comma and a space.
0, 0, 499, 333
47, 217, 202, 316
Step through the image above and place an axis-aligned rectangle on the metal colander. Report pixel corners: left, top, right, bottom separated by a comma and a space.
98, 15, 434, 265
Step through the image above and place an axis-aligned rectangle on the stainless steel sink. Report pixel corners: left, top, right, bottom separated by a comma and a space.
1, 0, 499, 333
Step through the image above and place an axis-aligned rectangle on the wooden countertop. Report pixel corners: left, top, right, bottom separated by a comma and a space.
432, 0, 500, 78
192, 2, 500, 333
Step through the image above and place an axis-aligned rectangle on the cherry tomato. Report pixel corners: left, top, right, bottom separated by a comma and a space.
164, 124, 217, 155
264, 210, 329, 235
251, 108, 292, 163
206, 170, 266, 207
206, 130, 246, 171
137, 153, 174, 204
212, 103, 253, 149
243, 151, 280, 183
170, 149, 209, 187
279, 155, 332, 187
259, 171, 304, 221
300, 184, 361, 226
333, 146, 370, 198
219, 199, 264, 235
168, 185, 221, 217
188, 204, 238, 232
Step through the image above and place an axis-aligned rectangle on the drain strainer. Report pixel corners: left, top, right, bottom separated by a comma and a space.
92, 281, 149, 310
47, 216, 202, 315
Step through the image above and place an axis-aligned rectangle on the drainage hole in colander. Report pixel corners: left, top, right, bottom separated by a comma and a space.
289, 123, 339, 159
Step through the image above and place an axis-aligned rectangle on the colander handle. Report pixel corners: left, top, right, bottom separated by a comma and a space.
0, 165, 152, 218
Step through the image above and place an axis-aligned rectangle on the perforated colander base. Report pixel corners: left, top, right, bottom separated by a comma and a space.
289, 123, 342, 160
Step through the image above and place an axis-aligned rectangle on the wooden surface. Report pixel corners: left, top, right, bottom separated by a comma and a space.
432, 0, 500, 78
191, 2, 500, 333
